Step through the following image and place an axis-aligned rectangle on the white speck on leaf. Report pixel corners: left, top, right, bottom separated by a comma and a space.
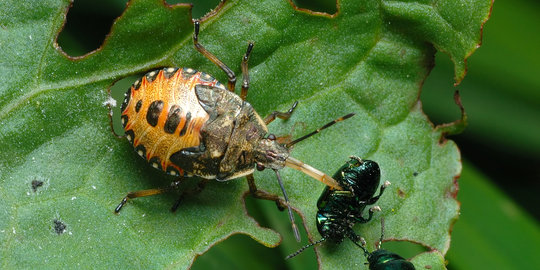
103, 96, 117, 107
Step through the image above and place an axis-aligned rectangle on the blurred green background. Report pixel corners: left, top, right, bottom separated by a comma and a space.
57, 0, 540, 269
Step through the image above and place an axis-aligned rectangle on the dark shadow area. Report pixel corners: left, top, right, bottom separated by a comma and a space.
292, 0, 337, 14
57, 0, 127, 56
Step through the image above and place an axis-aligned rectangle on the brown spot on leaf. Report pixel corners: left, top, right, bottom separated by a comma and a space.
397, 188, 406, 198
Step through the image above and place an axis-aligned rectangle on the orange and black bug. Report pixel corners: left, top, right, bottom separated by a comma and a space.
112, 20, 352, 241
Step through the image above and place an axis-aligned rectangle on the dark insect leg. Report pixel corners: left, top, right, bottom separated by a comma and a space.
114, 179, 183, 213
353, 205, 381, 224
366, 181, 390, 205
263, 101, 299, 125
193, 20, 236, 92
240, 42, 253, 101
246, 174, 287, 210
171, 178, 209, 212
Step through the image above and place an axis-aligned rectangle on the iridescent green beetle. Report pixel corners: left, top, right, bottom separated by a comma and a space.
286, 157, 415, 269
286, 157, 389, 258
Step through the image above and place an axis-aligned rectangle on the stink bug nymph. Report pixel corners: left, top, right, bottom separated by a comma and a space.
112, 20, 352, 241
286, 156, 390, 258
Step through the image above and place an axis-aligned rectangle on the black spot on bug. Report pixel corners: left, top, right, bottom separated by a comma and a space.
121, 115, 129, 128
164, 105, 182, 134
53, 219, 66, 235
149, 156, 162, 170
125, 129, 135, 145
179, 112, 192, 137
31, 180, 44, 192
145, 71, 159, 83
135, 100, 142, 113
121, 88, 131, 112
133, 79, 142, 90
146, 100, 164, 127
181, 67, 197, 79
135, 144, 147, 159
163, 67, 179, 79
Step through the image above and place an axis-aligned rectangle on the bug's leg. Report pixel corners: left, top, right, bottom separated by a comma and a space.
170, 178, 209, 212
366, 181, 391, 205
246, 174, 287, 210
114, 179, 183, 213
263, 101, 299, 125
193, 20, 236, 92
240, 42, 253, 101
353, 205, 381, 224
348, 233, 370, 256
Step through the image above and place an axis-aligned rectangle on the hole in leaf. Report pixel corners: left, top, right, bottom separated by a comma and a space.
241, 196, 318, 267
166, 0, 222, 19
291, 0, 337, 15
57, 0, 128, 57
381, 240, 428, 260
191, 234, 289, 270
109, 73, 143, 136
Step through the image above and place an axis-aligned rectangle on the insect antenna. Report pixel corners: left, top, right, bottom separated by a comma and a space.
284, 157, 342, 190
285, 238, 327, 260
282, 113, 354, 190
286, 113, 355, 148
274, 169, 301, 242
377, 216, 386, 250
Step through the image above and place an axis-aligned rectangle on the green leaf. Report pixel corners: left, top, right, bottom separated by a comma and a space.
0, 0, 491, 269
447, 161, 540, 269
410, 250, 446, 270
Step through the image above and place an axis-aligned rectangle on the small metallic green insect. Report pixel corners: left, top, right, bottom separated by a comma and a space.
286, 157, 389, 259
362, 218, 416, 270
